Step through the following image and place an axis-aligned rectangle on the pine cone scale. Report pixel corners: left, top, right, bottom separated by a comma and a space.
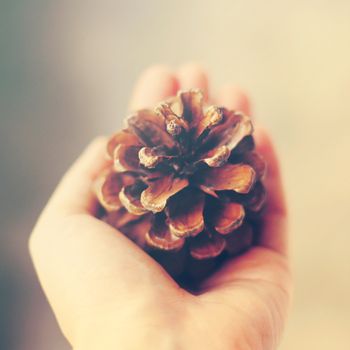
146, 214, 185, 251
127, 109, 176, 149
119, 184, 148, 216
225, 223, 253, 255
107, 130, 142, 157
178, 89, 204, 128
95, 172, 124, 211
211, 202, 245, 235
195, 163, 256, 193
189, 231, 226, 259
166, 187, 205, 238
113, 144, 141, 172
140, 175, 189, 213
199, 109, 252, 154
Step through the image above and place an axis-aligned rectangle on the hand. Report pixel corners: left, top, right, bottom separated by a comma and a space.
29, 64, 292, 350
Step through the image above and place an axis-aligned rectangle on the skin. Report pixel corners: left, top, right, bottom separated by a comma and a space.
29, 63, 292, 350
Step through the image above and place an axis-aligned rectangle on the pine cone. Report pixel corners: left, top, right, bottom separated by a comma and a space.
95, 89, 266, 282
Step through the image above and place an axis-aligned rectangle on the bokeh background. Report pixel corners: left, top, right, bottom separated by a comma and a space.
1, 0, 350, 349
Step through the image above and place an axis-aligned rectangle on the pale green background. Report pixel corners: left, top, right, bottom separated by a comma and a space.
1, 0, 350, 349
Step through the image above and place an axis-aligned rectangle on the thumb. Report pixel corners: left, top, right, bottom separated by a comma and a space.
29, 139, 176, 342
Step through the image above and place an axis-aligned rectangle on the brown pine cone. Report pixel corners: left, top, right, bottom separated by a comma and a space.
94, 89, 266, 283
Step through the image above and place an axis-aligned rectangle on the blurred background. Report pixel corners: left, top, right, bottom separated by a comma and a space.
1, 0, 350, 349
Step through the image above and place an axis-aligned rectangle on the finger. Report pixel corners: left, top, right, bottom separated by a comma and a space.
254, 127, 288, 255
177, 63, 209, 101
216, 84, 251, 115
128, 65, 179, 111
45, 137, 110, 217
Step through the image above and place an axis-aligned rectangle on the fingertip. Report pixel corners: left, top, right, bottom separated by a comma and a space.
217, 85, 251, 115
129, 65, 179, 110
177, 62, 209, 100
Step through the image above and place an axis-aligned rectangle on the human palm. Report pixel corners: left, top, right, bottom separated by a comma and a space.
30, 64, 291, 350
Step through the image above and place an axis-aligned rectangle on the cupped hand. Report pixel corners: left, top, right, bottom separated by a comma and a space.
29, 64, 292, 350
